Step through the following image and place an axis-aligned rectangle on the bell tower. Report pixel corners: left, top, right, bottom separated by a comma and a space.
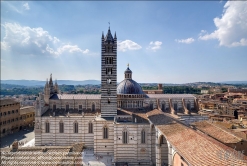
101, 27, 117, 118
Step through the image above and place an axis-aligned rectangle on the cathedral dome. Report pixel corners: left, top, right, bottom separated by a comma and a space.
117, 65, 144, 95
117, 79, 144, 94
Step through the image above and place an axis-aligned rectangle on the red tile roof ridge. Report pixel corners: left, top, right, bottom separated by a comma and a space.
206, 121, 244, 141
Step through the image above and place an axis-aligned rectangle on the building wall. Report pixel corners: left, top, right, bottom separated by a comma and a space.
36, 115, 95, 147
173, 152, 189, 166
0, 101, 21, 137
94, 118, 114, 155
114, 123, 151, 165
20, 106, 35, 128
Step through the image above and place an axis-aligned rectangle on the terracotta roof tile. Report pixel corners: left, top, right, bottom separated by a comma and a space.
157, 123, 247, 166
192, 121, 243, 143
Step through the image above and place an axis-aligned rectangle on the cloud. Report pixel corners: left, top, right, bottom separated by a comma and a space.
199, 1, 247, 47
147, 41, 162, 51
118, 40, 142, 52
23, 3, 30, 10
1, 22, 89, 57
175, 38, 195, 44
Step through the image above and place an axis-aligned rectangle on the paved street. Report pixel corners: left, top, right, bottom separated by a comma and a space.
0, 127, 34, 148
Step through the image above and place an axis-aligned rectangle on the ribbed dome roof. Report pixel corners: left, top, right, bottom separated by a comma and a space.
117, 79, 144, 94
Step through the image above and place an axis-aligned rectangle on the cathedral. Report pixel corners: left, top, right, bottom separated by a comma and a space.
34, 28, 245, 166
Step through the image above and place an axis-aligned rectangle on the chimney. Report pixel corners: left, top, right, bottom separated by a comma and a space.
12, 140, 18, 151
158, 84, 162, 90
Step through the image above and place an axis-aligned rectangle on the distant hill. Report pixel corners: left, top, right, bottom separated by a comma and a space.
1, 80, 101, 86
219, 81, 247, 85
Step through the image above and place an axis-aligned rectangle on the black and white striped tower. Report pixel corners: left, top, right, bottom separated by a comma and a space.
101, 27, 117, 118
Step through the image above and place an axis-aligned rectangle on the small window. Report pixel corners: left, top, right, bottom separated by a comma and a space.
88, 122, 93, 133
12, 110, 14, 113
66, 105, 69, 110
141, 130, 146, 144
92, 103, 95, 112
122, 131, 128, 144
59, 122, 64, 133
103, 126, 108, 139
16, 109, 18, 113
4, 112, 6, 116
74, 122, 78, 133
8, 111, 10, 114
79, 105, 82, 110
45, 122, 50, 133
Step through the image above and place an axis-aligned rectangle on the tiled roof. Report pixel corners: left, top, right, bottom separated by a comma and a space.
146, 94, 195, 98
147, 109, 175, 125
50, 94, 101, 100
20, 106, 35, 115
0, 99, 19, 106
157, 123, 247, 166
1, 143, 84, 166
117, 108, 149, 123
192, 121, 243, 143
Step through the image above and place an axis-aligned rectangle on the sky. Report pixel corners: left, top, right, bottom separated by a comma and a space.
1, 1, 247, 84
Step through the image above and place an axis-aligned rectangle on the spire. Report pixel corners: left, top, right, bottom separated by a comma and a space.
102, 31, 104, 39
49, 73, 53, 84
104, 26, 114, 43
114, 31, 117, 39
45, 79, 48, 88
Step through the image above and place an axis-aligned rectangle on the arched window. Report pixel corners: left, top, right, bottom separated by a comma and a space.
187, 101, 191, 110
53, 104, 56, 110
141, 129, 146, 144
160, 135, 165, 145
174, 102, 178, 111
162, 103, 166, 112
59, 121, 64, 133
103, 126, 108, 139
66, 104, 69, 110
92, 103, 95, 111
122, 130, 128, 144
150, 102, 153, 110
74, 122, 78, 133
88, 122, 93, 133
45, 122, 50, 133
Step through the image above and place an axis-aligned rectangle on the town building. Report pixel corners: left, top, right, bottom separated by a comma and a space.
20, 106, 35, 128
0, 99, 20, 137
0, 99, 35, 137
